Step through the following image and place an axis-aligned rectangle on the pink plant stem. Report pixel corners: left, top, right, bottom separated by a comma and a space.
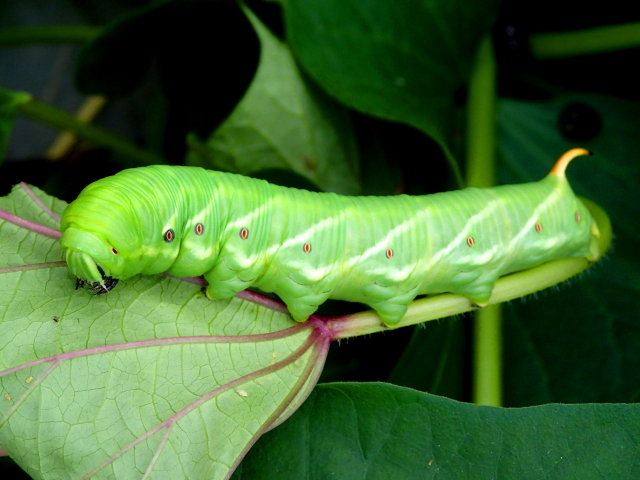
19, 182, 60, 222
0, 209, 60, 239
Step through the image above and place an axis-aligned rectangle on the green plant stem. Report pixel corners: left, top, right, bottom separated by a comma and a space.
530, 22, 640, 59
465, 37, 496, 189
330, 198, 612, 340
17, 96, 165, 166
465, 36, 501, 406
0, 26, 99, 46
472, 304, 501, 405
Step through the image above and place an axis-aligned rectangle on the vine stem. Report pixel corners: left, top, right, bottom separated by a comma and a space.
0, 26, 98, 46
465, 36, 501, 406
0, 27, 160, 164
530, 22, 640, 59
16, 97, 165, 166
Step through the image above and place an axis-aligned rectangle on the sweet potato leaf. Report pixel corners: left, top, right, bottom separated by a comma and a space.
284, 0, 501, 180
186, 9, 360, 194
0, 173, 615, 479
235, 382, 640, 480
0, 184, 330, 480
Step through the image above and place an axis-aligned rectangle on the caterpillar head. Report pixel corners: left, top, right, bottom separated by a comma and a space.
60, 182, 147, 294
61, 226, 125, 293
60, 166, 187, 294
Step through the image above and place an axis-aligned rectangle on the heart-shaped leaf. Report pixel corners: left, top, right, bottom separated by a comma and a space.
186, 9, 360, 194
235, 382, 640, 480
284, 0, 501, 179
0, 184, 330, 480
0, 174, 613, 478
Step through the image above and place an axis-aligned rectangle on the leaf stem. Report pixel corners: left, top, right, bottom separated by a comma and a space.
0, 25, 99, 46
530, 22, 640, 59
0, 208, 61, 238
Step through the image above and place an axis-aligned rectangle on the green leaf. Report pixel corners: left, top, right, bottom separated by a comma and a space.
236, 382, 640, 480
0, 185, 330, 479
497, 94, 640, 404
0, 87, 31, 164
284, 0, 501, 183
186, 8, 361, 194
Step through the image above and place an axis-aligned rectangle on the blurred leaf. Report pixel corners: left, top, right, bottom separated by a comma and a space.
0, 185, 329, 480
74, 2, 159, 97
235, 382, 640, 480
284, 0, 501, 177
0, 87, 30, 164
497, 94, 640, 404
75, 0, 259, 135
187, 8, 360, 194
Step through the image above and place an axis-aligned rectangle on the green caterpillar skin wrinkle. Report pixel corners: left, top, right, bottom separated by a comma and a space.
60, 148, 599, 326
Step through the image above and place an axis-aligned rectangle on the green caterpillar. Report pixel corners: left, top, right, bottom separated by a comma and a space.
60, 148, 599, 326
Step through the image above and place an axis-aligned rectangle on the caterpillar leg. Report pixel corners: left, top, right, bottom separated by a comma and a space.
281, 299, 319, 323
203, 267, 252, 300
278, 289, 332, 322
274, 275, 339, 322
362, 282, 419, 327
587, 224, 601, 262
203, 282, 238, 301
370, 301, 409, 327
460, 281, 494, 308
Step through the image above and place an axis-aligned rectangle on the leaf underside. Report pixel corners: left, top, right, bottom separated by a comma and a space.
0, 184, 329, 480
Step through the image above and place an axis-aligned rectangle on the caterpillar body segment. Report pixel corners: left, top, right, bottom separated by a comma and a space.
60, 149, 595, 326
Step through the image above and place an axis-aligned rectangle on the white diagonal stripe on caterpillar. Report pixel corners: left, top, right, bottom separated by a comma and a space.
508, 187, 563, 248
226, 196, 275, 230
343, 207, 432, 269
265, 215, 343, 257
420, 199, 502, 270
220, 212, 344, 273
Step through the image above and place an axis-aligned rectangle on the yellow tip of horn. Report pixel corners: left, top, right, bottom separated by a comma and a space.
550, 148, 592, 176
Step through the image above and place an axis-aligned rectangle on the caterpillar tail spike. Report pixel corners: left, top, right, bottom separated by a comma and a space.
550, 147, 592, 177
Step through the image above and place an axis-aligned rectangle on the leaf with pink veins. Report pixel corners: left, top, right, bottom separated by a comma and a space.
0, 183, 333, 480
